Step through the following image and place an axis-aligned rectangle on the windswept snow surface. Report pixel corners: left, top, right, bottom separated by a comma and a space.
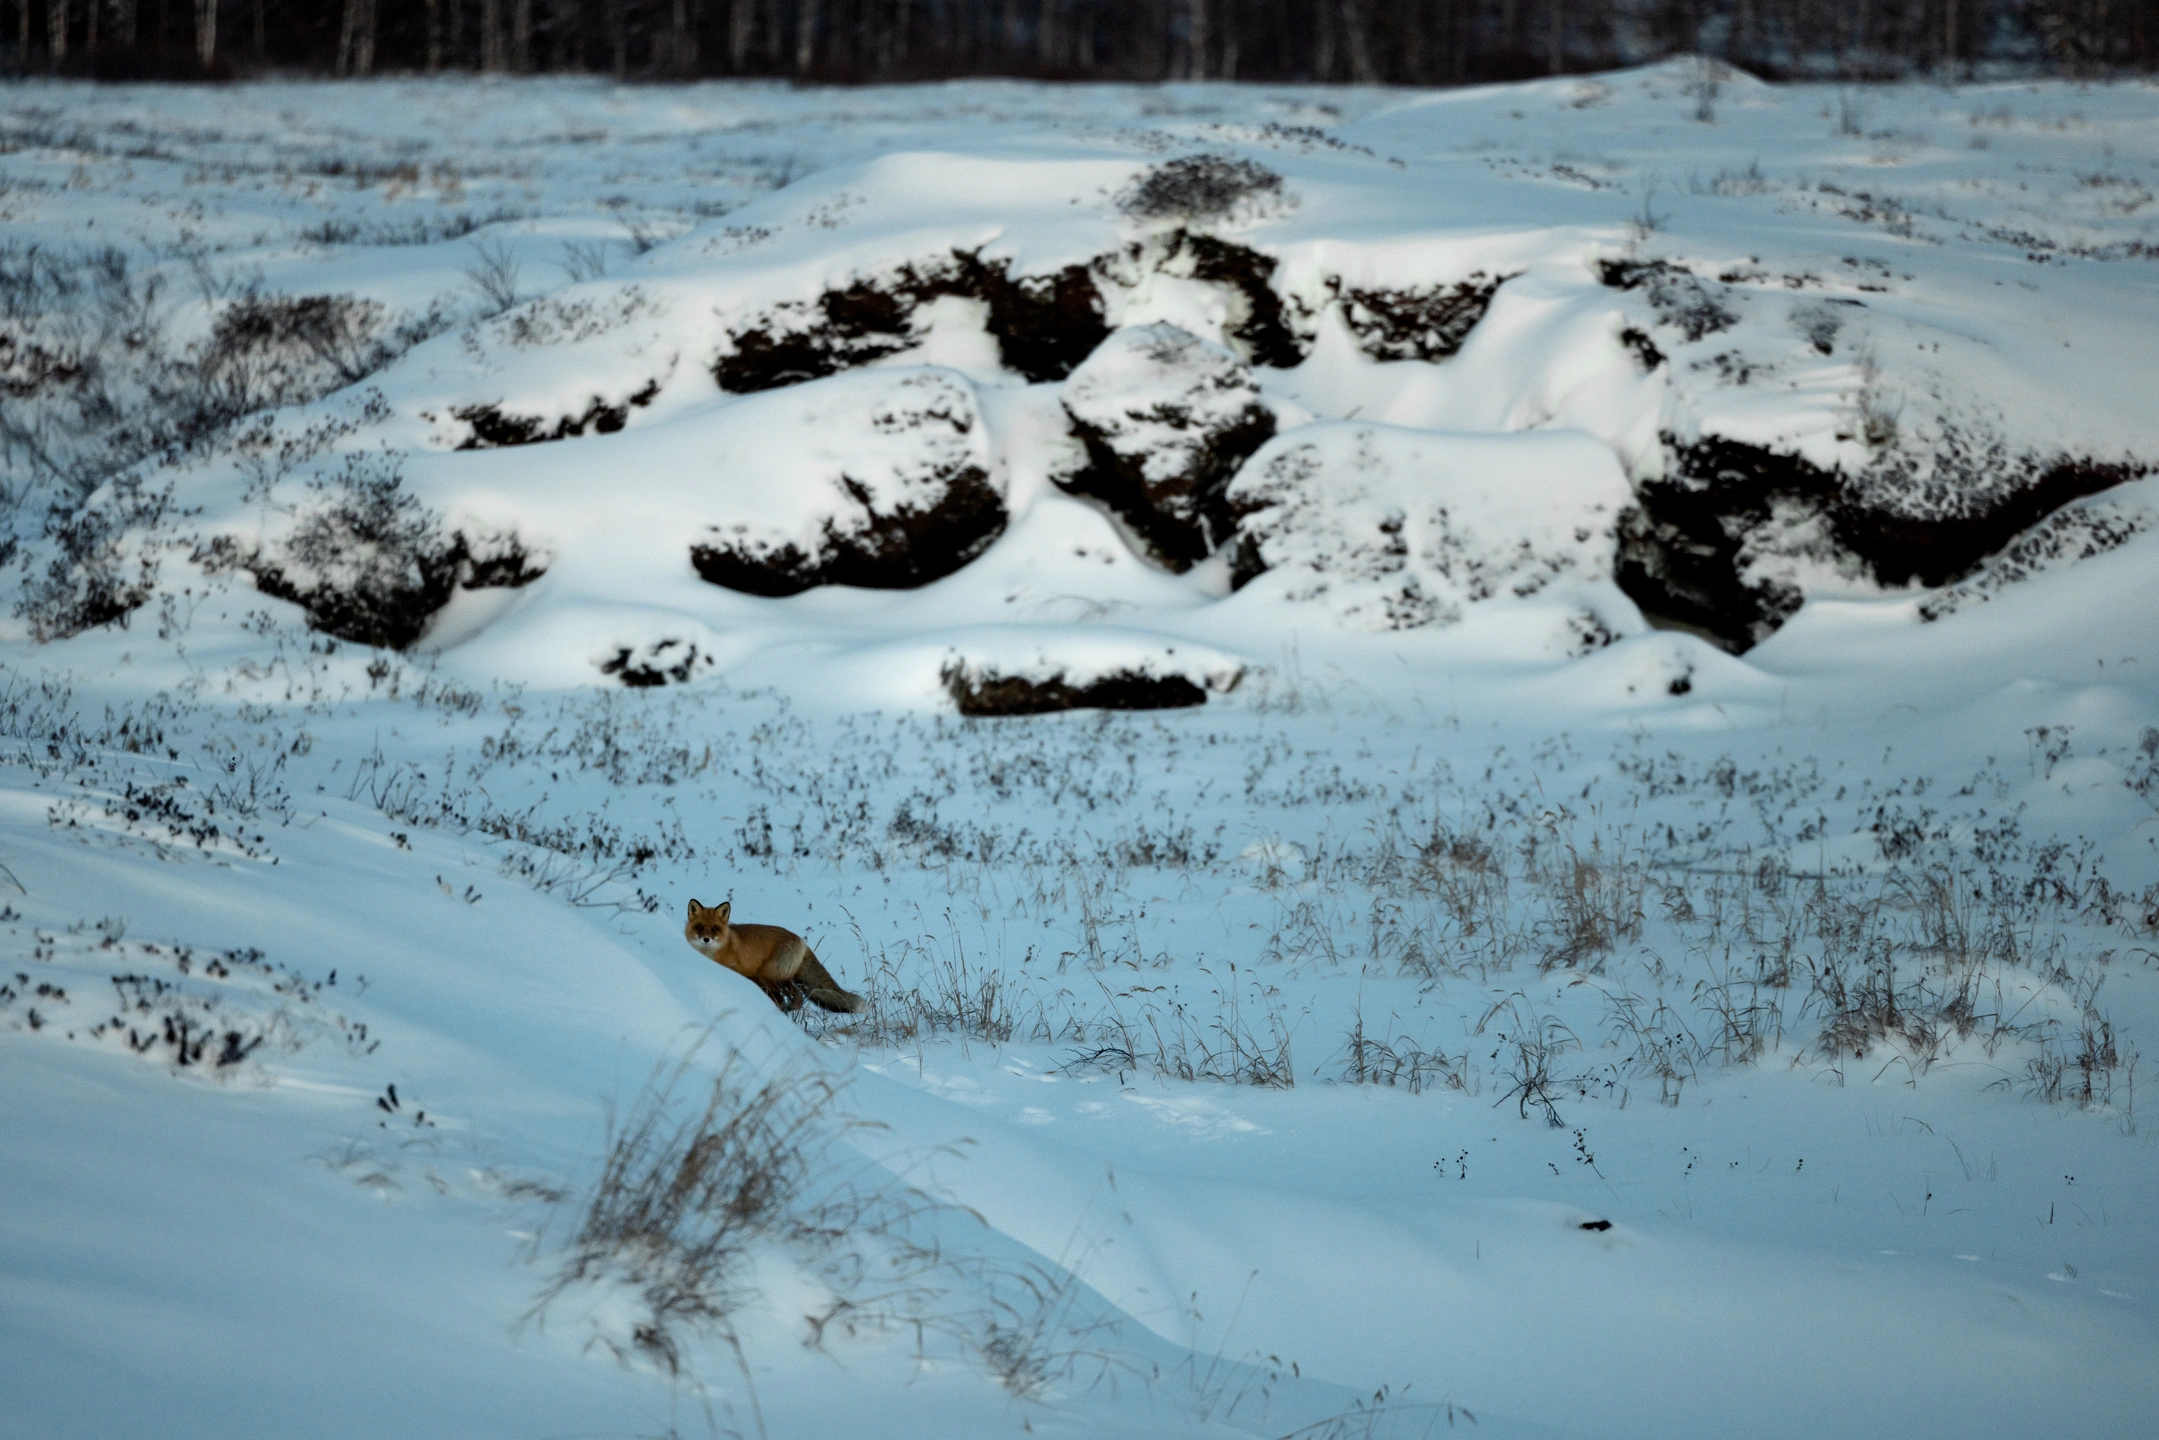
4, 67, 2159, 1440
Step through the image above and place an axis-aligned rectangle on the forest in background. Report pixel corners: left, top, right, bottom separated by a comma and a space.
5, 0, 2155, 85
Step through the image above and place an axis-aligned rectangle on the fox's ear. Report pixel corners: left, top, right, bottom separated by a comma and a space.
714, 900, 730, 926
686, 899, 704, 917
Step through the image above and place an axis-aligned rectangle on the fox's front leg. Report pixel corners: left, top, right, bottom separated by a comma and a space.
761, 977, 808, 1012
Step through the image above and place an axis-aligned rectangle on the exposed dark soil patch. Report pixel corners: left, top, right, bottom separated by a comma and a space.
1620, 432, 2147, 652
1841, 439, 2143, 589
1618, 326, 1665, 372
600, 639, 708, 687
713, 230, 1320, 394
713, 251, 1109, 392
1618, 437, 1839, 651
453, 379, 660, 449
244, 528, 547, 651
1596, 258, 1739, 343
689, 467, 1005, 596
1059, 323, 1276, 570
1169, 232, 1307, 369
1337, 273, 1514, 363
943, 663, 1209, 716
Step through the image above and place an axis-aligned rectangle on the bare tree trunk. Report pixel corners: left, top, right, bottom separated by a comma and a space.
424, 0, 442, 68
728, 0, 750, 66
1313, 0, 1333, 76
513, 0, 531, 69
1034, 0, 1056, 68
251, 0, 262, 56
795, 0, 818, 72
1339, 0, 1374, 79
1546, 0, 1561, 72
1187, 0, 1207, 75
482, 0, 501, 70
606, 0, 624, 75
663, 0, 684, 70
48, 0, 68, 63
193, 0, 214, 65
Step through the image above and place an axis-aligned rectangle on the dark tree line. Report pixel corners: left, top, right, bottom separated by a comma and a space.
8, 0, 2156, 82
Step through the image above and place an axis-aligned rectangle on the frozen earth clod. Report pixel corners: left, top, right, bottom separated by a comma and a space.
1059, 322, 1277, 570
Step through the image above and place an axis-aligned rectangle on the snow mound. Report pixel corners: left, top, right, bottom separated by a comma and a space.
1228, 423, 1635, 632
1059, 323, 1276, 569
687, 368, 1003, 596
937, 627, 1245, 714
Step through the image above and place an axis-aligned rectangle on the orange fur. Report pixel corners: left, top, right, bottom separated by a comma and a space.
683, 899, 865, 1014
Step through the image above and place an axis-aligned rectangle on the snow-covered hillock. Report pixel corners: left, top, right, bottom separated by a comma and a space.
1059, 321, 1276, 567
6, 71, 2159, 1440
1227, 422, 1636, 639
15, 68, 2159, 678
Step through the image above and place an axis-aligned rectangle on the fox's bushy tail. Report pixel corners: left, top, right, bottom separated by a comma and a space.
804, 985, 866, 1014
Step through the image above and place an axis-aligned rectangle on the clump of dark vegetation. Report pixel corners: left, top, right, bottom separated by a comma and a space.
1618, 435, 1840, 648
15, 475, 172, 642
197, 294, 400, 415
1118, 155, 1287, 226
198, 454, 545, 650
244, 455, 460, 650
600, 638, 709, 687
530, 1034, 961, 1392
1059, 323, 1276, 570
1843, 431, 2144, 588
1336, 273, 1514, 363
1156, 230, 1308, 369
1, 242, 453, 642
454, 380, 660, 448
1621, 430, 2147, 651
714, 251, 1109, 391
691, 469, 1004, 598
1920, 497, 2148, 621
942, 661, 1212, 716
712, 229, 1320, 397
1595, 256, 1739, 342
1618, 325, 1666, 371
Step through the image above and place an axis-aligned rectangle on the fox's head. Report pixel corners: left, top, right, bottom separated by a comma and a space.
684, 898, 732, 957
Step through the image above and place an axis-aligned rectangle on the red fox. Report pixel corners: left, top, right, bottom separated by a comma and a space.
683, 899, 866, 1014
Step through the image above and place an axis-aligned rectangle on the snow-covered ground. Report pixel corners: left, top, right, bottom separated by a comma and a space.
3, 65, 2158, 1440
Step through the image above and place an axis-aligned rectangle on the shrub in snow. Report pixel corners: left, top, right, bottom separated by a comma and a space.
1227, 423, 1633, 631
197, 294, 398, 418
200, 454, 546, 650
454, 379, 660, 449
15, 477, 170, 642
1059, 323, 1276, 569
1118, 155, 1287, 227
941, 661, 1208, 716
689, 368, 1003, 596
236, 455, 462, 649
1335, 272, 1515, 363
1594, 257, 1738, 343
